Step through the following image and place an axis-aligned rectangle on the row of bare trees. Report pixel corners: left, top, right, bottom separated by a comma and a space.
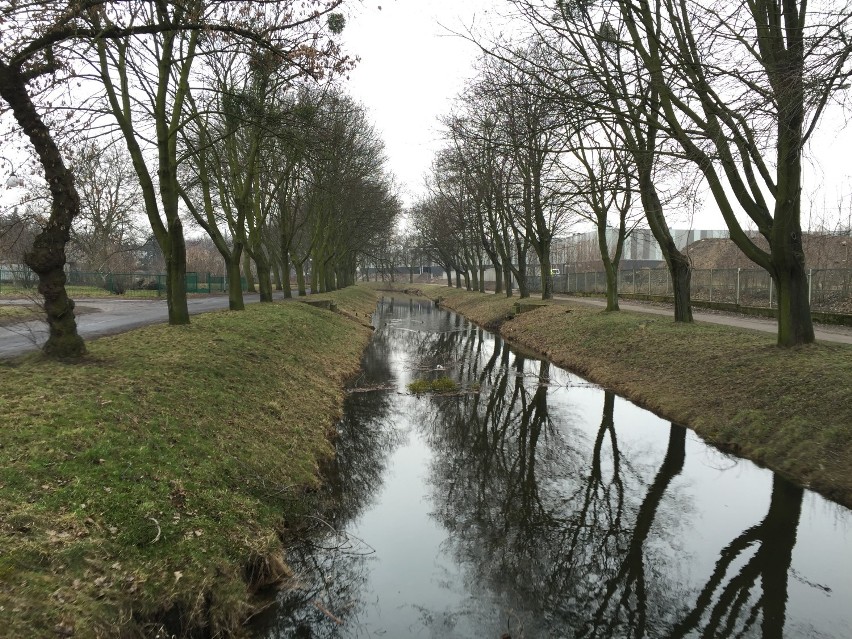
414, 0, 851, 347
1, 0, 400, 358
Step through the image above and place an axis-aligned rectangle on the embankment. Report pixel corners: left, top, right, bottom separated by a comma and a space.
0, 286, 377, 638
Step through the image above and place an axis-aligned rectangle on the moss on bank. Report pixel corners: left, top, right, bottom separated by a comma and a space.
419, 284, 852, 509
0, 286, 377, 638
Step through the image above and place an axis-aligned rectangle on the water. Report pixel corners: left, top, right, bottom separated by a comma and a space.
256, 297, 852, 638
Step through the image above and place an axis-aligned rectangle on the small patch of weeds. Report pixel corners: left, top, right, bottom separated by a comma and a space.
408, 376, 460, 394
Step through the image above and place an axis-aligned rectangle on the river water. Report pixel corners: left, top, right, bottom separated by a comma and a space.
256, 296, 852, 638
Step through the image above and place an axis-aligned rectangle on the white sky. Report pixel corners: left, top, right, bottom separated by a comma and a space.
339, 0, 498, 207
338, 0, 852, 231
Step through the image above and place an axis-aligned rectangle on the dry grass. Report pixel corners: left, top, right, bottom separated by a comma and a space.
0, 286, 377, 638
0, 304, 41, 325
421, 284, 852, 508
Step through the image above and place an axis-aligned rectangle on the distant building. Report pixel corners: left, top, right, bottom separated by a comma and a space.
551, 229, 730, 269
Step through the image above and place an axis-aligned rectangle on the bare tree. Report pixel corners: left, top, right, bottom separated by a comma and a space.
560, 120, 640, 311
0, 0, 349, 357
614, 0, 852, 345
66, 140, 143, 274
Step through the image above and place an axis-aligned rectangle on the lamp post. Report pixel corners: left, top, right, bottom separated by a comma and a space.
842, 240, 848, 264
1, 155, 24, 189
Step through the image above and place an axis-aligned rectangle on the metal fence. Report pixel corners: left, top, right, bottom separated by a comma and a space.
525, 267, 852, 314
0, 268, 240, 296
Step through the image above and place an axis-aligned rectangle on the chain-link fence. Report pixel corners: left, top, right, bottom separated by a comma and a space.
525, 267, 852, 314
0, 268, 238, 296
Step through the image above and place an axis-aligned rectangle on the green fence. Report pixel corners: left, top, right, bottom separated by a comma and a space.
0, 268, 240, 296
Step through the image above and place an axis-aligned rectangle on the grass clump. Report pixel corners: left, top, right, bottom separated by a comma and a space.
408, 376, 460, 394
0, 286, 376, 638
0, 304, 42, 325
422, 285, 852, 508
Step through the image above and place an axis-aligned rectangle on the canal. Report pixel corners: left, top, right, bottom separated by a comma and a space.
257, 296, 852, 638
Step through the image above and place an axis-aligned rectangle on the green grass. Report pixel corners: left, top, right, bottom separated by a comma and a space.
407, 376, 461, 394
0, 305, 41, 324
0, 286, 377, 637
420, 284, 852, 508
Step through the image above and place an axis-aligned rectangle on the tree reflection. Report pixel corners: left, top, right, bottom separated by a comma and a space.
423, 334, 804, 639
260, 301, 809, 639
580, 422, 686, 638
665, 476, 803, 639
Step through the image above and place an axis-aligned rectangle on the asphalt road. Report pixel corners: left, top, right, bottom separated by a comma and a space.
0, 292, 290, 359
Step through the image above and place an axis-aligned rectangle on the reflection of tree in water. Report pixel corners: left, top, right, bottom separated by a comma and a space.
426, 350, 611, 636
578, 419, 687, 638
664, 476, 803, 639
259, 299, 415, 637
261, 302, 807, 638
262, 534, 370, 639
422, 328, 804, 638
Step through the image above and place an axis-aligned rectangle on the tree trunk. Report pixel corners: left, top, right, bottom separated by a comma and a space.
312, 258, 321, 293
272, 262, 283, 292
295, 261, 307, 296
772, 132, 813, 346
539, 243, 553, 300
165, 226, 190, 324
504, 263, 514, 297
494, 262, 504, 294
516, 261, 530, 299
603, 259, 619, 312
243, 253, 256, 293
455, 269, 462, 288
26, 233, 86, 358
670, 256, 693, 322
323, 263, 335, 292
1, 64, 86, 358
226, 256, 245, 311
256, 257, 273, 303
639, 165, 693, 322
446, 269, 452, 287
773, 263, 813, 347
281, 248, 292, 298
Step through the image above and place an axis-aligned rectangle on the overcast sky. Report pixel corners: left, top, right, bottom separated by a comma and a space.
339, 0, 497, 208
337, 0, 852, 231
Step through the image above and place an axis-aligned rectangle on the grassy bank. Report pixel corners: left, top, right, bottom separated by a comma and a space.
0, 287, 377, 638
415, 284, 852, 509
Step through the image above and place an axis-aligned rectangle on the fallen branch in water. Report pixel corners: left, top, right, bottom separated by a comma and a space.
346, 383, 396, 394
313, 600, 344, 625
